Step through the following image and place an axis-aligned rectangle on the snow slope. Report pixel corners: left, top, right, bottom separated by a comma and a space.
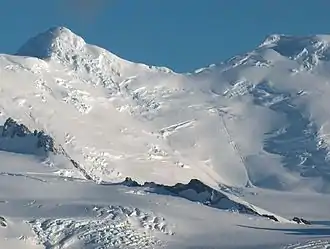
0, 27, 330, 248
0, 150, 329, 249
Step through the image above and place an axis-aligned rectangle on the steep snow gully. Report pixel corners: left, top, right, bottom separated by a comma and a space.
0, 27, 330, 248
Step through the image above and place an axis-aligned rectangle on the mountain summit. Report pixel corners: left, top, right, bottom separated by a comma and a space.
258, 33, 330, 67
1, 26, 330, 192
1, 26, 330, 249
17, 27, 86, 59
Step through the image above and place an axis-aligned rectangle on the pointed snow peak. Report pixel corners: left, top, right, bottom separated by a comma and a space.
259, 34, 330, 49
17, 26, 86, 59
258, 33, 330, 59
259, 34, 283, 47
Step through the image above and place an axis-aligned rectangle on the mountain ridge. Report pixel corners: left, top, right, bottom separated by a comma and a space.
1, 26, 330, 249
15, 26, 330, 74
2, 26, 330, 192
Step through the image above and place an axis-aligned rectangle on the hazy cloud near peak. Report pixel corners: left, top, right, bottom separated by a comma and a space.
57, 0, 110, 22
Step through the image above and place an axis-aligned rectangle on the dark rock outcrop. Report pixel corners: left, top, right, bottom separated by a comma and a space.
1, 118, 58, 154
262, 214, 279, 222
0, 216, 7, 227
119, 178, 263, 216
0, 118, 94, 182
122, 177, 141, 187
36, 130, 56, 153
161, 179, 259, 215
2, 118, 31, 138
292, 217, 311, 225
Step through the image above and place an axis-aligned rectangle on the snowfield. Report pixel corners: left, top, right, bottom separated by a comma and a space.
0, 27, 330, 248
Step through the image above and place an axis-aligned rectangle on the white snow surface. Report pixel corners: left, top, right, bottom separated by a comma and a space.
0, 27, 329, 248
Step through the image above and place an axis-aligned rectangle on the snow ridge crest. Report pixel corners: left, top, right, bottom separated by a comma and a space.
17, 26, 86, 59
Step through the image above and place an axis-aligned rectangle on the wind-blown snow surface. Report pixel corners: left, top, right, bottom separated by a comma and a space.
0, 27, 330, 248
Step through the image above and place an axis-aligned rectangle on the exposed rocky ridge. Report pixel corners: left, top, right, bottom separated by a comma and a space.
121, 177, 310, 224
121, 177, 261, 215
0, 117, 93, 180
1, 117, 59, 154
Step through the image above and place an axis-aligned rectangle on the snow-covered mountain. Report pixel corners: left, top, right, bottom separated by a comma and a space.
1, 27, 330, 248
5, 26, 330, 192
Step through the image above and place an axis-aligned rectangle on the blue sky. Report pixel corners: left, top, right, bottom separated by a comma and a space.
1, 0, 330, 72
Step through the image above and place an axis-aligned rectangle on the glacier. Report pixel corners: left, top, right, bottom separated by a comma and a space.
0, 27, 329, 248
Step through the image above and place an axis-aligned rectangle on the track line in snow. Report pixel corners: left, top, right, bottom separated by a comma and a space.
0, 172, 47, 183
159, 120, 196, 138
216, 108, 250, 186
